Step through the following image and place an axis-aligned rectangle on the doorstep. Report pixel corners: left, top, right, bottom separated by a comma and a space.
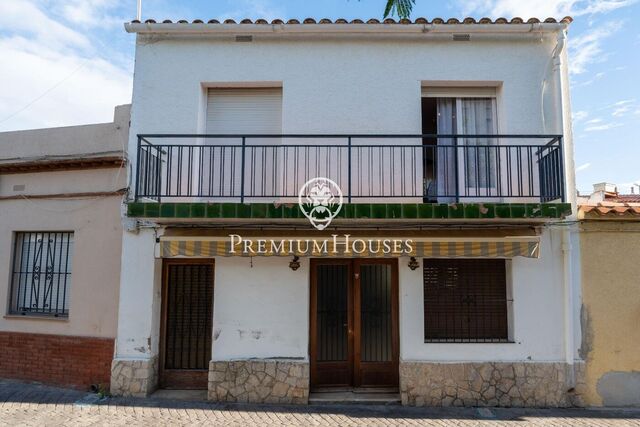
150, 389, 208, 401
309, 387, 401, 405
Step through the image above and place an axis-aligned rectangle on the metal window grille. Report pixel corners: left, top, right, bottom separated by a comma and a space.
423, 259, 509, 343
9, 232, 74, 317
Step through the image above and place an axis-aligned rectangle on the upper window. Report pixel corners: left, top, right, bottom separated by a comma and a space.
422, 87, 499, 202
206, 87, 283, 134
9, 232, 74, 318
423, 259, 509, 343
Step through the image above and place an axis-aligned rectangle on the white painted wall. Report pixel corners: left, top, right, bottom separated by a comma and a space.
400, 228, 567, 362
127, 35, 571, 199
212, 256, 310, 360
114, 228, 162, 359
117, 31, 576, 364
152, 228, 568, 362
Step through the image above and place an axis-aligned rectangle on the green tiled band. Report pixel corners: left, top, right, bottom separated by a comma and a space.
127, 202, 572, 220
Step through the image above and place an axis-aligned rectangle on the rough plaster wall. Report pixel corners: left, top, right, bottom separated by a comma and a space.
580, 221, 640, 406
211, 256, 310, 360
0, 104, 130, 160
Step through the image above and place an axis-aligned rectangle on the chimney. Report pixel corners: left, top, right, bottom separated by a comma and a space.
591, 182, 618, 202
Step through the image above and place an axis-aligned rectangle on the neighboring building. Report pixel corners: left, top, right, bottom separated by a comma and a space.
577, 183, 640, 407
0, 105, 129, 390
115, 17, 584, 407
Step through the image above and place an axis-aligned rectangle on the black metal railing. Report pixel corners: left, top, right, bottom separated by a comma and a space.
134, 134, 565, 203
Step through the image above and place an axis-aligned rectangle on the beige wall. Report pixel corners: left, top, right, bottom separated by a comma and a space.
0, 193, 123, 338
580, 220, 640, 407
0, 105, 129, 161
0, 104, 129, 339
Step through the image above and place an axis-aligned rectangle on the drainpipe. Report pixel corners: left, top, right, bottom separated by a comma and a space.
541, 30, 566, 133
562, 227, 576, 390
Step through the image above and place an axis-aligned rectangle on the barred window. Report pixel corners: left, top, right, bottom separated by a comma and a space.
423, 259, 509, 343
9, 232, 74, 317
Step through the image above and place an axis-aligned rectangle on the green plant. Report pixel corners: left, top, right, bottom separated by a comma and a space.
97, 384, 111, 399
383, 0, 416, 18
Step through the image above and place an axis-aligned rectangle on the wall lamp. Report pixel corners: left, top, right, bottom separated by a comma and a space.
408, 257, 420, 271
289, 256, 301, 271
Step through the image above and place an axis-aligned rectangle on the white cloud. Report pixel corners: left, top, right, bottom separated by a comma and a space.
223, 0, 285, 22
573, 110, 589, 122
0, 0, 132, 131
57, 0, 126, 29
456, 1, 636, 76
611, 99, 635, 107
568, 22, 620, 75
585, 122, 622, 131
576, 162, 591, 172
460, 0, 637, 19
585, 118, 602, 124
0, 0, 90, 50
612, 105, 633, 116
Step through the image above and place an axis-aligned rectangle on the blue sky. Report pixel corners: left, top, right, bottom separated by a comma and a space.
0, 0, 638, 194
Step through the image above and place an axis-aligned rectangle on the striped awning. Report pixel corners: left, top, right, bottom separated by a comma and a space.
157, 236, 540, 259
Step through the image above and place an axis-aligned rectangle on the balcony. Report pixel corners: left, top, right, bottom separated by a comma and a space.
128, 134, 570, 221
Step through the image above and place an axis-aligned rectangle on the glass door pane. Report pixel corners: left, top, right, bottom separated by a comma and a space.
359, 264, 393, 362
316, 264, 349, 362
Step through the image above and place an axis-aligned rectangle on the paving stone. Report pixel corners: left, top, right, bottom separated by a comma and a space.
2, 379, 638, 426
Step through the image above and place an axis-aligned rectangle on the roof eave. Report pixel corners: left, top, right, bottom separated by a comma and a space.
124, 22, 569, 35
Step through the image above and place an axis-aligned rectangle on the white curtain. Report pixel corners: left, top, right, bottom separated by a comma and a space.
459, 99, 497, 191
436, 98, 457, 202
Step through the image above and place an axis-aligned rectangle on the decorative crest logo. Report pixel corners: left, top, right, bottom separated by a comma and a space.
298, 177, 343, 230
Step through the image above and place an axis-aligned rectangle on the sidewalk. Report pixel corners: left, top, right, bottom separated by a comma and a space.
1, 380, 639, 426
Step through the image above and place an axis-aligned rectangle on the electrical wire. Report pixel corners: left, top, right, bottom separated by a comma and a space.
0, 60, 88, 127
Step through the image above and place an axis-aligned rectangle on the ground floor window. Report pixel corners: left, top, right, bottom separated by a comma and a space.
423, 258, 509, 343
9, 232, 74, 317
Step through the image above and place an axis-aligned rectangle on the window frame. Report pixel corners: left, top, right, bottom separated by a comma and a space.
8, 231, 74, 318
422, 258, 514, 344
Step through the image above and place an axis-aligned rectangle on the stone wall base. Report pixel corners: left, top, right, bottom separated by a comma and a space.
110, 357, 158, 397
208, 359, 309, 404
400, 361, 586, 407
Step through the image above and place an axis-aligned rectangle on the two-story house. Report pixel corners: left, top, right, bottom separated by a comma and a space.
115, 17, 583, 407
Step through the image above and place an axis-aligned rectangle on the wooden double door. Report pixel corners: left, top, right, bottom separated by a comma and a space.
310, 259, 399, 389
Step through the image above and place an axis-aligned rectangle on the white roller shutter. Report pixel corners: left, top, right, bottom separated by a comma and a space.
206, 88, 282, 134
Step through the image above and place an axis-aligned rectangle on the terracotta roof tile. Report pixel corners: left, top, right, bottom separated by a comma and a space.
129, 17, 573, 26
614, 195, 640, 203
579, 201, 640, 218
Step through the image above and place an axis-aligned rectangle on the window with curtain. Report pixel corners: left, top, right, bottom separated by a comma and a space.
459, 98, 498, 190
434, 96, 498, 200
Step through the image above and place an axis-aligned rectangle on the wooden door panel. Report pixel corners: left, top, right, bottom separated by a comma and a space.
310, 260, 353, 387
160, 260, 214, 389
354, 260, 399, 388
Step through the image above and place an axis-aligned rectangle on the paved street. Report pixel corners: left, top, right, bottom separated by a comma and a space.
1, 380, 639, 426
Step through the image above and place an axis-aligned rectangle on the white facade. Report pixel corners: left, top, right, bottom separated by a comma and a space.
114, 21, 582, 406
